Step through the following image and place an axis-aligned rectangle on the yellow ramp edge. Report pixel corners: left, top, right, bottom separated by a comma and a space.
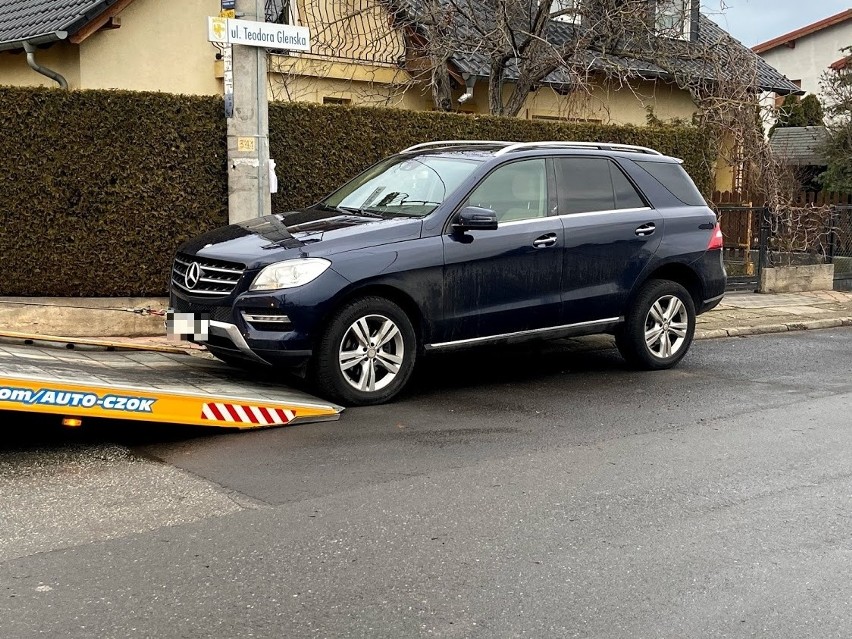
0, 340, 343, 429
0, 373, 341, 429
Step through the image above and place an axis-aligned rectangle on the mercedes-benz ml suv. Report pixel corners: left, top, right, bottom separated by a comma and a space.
169, 141, 726, 405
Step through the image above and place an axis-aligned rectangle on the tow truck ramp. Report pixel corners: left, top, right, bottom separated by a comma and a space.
0, 336, 342, 428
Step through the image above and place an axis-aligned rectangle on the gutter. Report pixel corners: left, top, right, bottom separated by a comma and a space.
0, 31, 67, 52
22, 40, 68, 89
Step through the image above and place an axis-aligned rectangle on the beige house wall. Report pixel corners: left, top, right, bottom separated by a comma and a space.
79, 0, 220, 95
267, 56, 423, 108
0, 0, 220, 95
448, 78, 697, 126
0, 42, 81, 89
270, 74, 425, 109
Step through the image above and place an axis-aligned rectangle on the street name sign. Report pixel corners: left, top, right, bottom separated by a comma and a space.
208, 17, 310, 52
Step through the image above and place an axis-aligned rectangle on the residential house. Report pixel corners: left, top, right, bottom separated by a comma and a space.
754, 9, 852, 102
0, 0, 221, 95
0, 0, 800, 191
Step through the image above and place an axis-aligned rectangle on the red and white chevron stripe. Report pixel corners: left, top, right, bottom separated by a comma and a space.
201, 402, 296, 426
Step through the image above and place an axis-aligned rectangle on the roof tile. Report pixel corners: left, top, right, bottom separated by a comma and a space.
769, 126, 829, 166
0, 0, 112, 47
443, 10, 801, 95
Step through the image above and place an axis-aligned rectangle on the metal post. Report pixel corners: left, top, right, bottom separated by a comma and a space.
757, 205, 771, 291
227, 0, 272, 224
827, 206, 837, 265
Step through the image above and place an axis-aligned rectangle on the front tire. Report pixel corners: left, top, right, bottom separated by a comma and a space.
311, 297, 417, 406
616, 279, 696, 370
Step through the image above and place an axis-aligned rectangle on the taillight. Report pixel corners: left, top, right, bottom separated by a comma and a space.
708, 223, 723, 251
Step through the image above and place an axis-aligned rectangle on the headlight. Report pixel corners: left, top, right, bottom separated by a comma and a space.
249, 258, 331, 292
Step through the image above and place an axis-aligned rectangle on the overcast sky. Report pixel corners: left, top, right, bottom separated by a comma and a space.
706, 0, 850, 47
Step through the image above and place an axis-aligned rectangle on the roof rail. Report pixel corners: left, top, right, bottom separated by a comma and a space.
401, 140, 513, 153
494, 141, 664, 156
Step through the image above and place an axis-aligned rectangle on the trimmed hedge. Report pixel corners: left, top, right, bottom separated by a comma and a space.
270, 103, 713, 212
0, 88, 712, 296
0, 87, 227, 297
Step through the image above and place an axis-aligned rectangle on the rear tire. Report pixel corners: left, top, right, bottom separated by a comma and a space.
616, 279, 696, 370
311, 296, 417, 406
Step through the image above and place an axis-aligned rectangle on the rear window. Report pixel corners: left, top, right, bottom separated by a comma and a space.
634, 161, 706, 207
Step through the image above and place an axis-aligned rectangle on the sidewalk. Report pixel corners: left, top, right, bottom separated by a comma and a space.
695, 290, 852, 339
0, 291, 851, 354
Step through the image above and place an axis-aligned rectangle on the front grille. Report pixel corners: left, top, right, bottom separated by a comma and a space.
171, 297, 234, 323
172, 253, 245, 298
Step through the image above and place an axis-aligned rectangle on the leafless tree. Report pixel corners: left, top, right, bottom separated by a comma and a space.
262, 0, 809, 212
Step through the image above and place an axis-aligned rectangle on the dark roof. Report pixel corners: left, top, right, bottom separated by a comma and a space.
753, 9, 852, 54
769, 126, 829, 166
0, 0, 119, 50
396, 0, 802, 96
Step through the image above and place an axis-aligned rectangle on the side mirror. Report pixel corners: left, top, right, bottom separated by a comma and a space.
453, 206, 499, 232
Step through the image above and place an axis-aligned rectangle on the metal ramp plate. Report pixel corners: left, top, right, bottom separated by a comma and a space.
0, 341, 342, 428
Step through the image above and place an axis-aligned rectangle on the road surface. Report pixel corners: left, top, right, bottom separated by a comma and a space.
1, 328, 851, 638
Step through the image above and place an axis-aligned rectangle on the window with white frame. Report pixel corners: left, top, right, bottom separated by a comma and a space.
655, 0, 693, 40
550, 0, 582, 25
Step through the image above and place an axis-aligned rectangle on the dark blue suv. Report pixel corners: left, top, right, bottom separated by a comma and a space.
169, 141, 726, 405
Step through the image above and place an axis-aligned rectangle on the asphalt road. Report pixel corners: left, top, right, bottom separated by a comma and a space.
2, 328, 852, 638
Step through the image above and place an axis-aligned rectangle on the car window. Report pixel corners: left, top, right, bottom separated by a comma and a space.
634, 160, 706, 207
465, 159, 547, 223
610, 162, 647, 209
556, 157, 616, 214
324, 155, 481, 217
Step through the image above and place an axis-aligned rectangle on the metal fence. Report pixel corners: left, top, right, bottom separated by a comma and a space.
830, 206, 852, 289
717, 204, 852, 292
717, 206, 763, 291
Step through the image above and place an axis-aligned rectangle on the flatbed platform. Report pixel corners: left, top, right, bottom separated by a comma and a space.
0, 338, 342, 428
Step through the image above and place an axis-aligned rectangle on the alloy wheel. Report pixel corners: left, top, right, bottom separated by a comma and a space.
644, 295, 689, 359
338, 314, 405, 392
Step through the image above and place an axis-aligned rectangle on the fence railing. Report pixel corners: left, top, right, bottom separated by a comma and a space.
716, 205, 764, 291
714, 202, 852, 291
830, 206, 852, 287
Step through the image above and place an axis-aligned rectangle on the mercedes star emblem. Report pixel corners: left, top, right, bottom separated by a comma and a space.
185, 262, 203, 290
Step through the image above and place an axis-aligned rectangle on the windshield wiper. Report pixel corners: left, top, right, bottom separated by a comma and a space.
336, 206, 384, 219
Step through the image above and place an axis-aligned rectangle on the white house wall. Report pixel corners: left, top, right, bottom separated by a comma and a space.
759, 21, 852, 97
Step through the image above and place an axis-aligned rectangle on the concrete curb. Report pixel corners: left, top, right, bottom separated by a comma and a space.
0, 298, 167, 338
695, 317, 852, 340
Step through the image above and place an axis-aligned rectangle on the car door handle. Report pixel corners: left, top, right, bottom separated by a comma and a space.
635, 223, 656, 237
533, 233, 558, 248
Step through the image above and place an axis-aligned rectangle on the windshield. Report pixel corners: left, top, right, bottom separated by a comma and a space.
322, 155, 482, 217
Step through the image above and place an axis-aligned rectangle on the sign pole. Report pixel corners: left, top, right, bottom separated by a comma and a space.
208, 6, 310, 224
227, 0, 270, 224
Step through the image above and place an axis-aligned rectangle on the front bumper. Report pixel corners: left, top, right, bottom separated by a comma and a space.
170, 267, 351, 368
207, 321, 271, 365
200, 320, 314, 367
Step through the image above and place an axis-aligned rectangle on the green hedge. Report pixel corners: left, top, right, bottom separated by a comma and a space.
270, 103, 713, 211
0, 87, 227, 297
0, 88, 712, 296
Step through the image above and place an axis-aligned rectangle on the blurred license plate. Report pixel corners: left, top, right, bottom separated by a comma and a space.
166, 310, 209, 341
